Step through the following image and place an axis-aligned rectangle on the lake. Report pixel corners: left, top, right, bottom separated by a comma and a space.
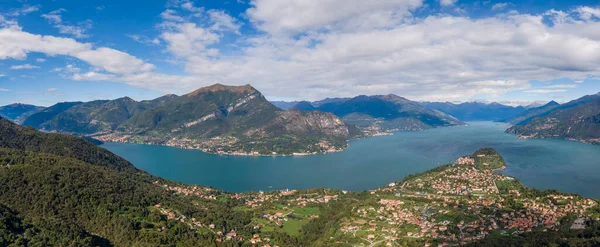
102, 122, 600, 198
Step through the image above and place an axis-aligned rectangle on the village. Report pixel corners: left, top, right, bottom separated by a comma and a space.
145, 149, 599, 247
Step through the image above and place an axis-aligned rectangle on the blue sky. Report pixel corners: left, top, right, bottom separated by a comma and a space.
1, 0, 600, 106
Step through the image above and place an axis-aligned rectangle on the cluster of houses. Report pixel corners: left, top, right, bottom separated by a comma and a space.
335, 156, 599, 246
159, 182, 218, 200
241, 190, 338, 208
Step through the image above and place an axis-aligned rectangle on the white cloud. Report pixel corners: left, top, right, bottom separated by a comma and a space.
0, 88, 10, 92
576, 6, 600, 21
208, 10, 242, 33
491, 3, 509, 11
180, 1, 203, 13
158, 7, 241, 58
0, 15, 18, 28
542, 84, 578, 89
160, 9, 186, 22
525, 89, 567, 94
127, 34, 161, 46
247, 0, 423, 34
9, 4, 41, 16
0, 26, 154, 76
36, 58, 46, 62
41, 9, 92, 38
440, 0, 458, 7
73, 48, 155, 74
10, 64, 40, 70
3, 2, 600, 102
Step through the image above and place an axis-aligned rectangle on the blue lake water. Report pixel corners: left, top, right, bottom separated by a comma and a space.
102, 122, 600, 198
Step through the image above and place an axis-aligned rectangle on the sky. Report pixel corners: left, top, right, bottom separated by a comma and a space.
1, 0, 600, 106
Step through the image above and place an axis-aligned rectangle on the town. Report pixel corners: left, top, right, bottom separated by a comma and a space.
145, 148, 600, 246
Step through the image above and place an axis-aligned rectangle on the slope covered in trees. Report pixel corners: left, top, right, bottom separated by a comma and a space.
21, 84, 358, 155
506, 93, 600, 144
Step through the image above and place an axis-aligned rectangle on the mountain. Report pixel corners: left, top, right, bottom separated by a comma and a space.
117, 84, 357, 155
0, 117, 134, 171
270, 100, 300, 110
300, 94, 463, 133
420, 101, 527, 121
23, 95, 180, 135
22, 101, 83, 128
504, 100, 560, 125
291, 101, 317, 111
1, 122, 599, 246
506, 93, 600, 144
0, 103, 45, 124
24, 84, 356, 155
0, 116, 260, 246
312, 97, 350, 107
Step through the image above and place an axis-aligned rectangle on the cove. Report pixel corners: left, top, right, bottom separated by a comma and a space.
102, 122, 600, 198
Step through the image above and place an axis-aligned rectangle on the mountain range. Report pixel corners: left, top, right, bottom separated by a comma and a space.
419, 101, 527, 122
506, 93, 600, 144
20, 84, 358, 155
286, 94, 464, 133
7, 86, 600, 150
0, 104, 45, 124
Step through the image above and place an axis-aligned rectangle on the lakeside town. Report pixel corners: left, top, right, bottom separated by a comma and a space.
145, 148, 600, 247
93, 132, 347, 156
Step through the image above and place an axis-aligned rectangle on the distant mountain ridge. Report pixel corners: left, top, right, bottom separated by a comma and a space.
504, 101, 560, 125
0, 103, 45, 124
419, 101, 527, 121
506, 93, 600, 144
288, 94, 463, 133
21, 84, 358, 155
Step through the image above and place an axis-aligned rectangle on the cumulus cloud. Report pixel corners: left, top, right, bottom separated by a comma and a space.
10, 64, 40, 69
0, 25, 154, 76
158, 6, 241, 58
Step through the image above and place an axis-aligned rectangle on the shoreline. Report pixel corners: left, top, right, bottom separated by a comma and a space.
100, 140, 351, 157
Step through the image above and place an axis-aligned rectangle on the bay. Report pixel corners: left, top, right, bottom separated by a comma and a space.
102, 122, 600, 198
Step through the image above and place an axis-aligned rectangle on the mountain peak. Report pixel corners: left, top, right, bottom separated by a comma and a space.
116, 96, 135, 102
547, 100, 560, 106
186, 84, 256, 97
378, 94, 411, 104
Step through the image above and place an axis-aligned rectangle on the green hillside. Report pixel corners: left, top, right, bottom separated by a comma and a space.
506, 93, 600, 144
21, 84, 357, 155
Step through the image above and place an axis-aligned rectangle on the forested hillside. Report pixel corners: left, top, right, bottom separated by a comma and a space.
506, 93, 600, 144
21, 84, 358, 155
